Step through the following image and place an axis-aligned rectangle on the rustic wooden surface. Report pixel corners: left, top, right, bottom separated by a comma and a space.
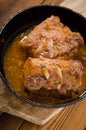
0, 0, 86, 129
0, 79, 64, 126
60, 0, 86, 17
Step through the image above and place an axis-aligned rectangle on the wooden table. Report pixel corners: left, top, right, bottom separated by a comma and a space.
0, 0, 86, 130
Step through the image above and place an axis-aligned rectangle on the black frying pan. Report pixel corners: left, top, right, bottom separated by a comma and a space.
0, 4, 86, 108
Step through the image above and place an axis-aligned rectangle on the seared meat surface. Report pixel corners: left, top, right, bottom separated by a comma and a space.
24, 58, 83, 98
20, 15, 84, 58
19, 15, 85, 99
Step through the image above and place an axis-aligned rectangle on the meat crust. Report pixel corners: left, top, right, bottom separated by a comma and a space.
19, 15, 84, 58
24, 58, 83, 98
19, 15, 84, 99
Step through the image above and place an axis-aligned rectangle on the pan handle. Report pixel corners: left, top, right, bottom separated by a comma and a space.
60, 0, 86, 17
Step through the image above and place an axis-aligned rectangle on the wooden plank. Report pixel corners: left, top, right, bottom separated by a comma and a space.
15, 99, 86, 130
0, 0, 64, 126
43, 0, 63, 4
0, 0, 43, 27
0, 78, 6, 95
1, 99, 86, 130
60, 0, 86, 17
0, 113, 24, 130
0, 79, 8, 114
0, 0, 86, 129
0, 78, 63, 126
19, 105, 73, 130
59, 99, 86, 130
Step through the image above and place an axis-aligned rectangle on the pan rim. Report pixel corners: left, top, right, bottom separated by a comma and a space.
0, 4, 86, 108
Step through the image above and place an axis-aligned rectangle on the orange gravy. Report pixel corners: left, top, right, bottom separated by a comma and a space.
3, 31, 86, 104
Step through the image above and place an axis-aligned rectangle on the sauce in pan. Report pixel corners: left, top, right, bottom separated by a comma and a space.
3, 29, 86, 105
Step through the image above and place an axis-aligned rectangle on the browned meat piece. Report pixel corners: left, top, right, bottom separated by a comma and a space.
19, 15, 84, 58
24, 58, 84, 98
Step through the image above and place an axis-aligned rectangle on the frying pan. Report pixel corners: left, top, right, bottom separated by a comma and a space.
0, 4, 86, 108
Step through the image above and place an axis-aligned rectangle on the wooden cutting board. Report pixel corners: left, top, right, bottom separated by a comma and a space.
0, 0, 86, 126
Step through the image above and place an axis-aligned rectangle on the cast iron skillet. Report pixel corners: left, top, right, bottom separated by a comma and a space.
0, 4, 86, 108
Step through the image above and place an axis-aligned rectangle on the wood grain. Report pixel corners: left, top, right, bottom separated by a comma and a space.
0, 0, 43, 27
60, 0, 86, 17
43, 0, 63, 4
0, 0, 86, 129
19, 99, 86, 130
1, 99, 86, 130
0, 78, 63, 125
0, 0, 62, 28
0, 0, 64, 126
0, 113, 24, 130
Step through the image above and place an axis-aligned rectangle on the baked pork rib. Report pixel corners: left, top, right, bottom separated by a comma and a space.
20, 15, 84, 58
24, 58, 83, 98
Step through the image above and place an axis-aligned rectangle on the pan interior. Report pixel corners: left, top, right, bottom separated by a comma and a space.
0, 5, 86, 107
